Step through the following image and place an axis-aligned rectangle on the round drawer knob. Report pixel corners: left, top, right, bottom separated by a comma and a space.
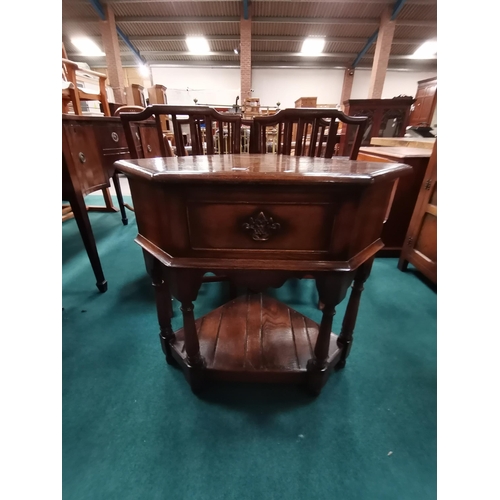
111, 132, 119, 142
78, 152, 86, 163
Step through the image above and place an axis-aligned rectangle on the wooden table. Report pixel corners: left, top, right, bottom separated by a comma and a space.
116, 154, 412, 395
370, 136, 436, 149
62, 114, 156, 292
357, 146, 432, 256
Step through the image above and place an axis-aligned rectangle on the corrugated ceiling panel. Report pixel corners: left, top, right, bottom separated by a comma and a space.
111, 1, 241, 17
116, 22, 240, 36
397, 3, 437, 21
62, 0, 97, 18
252, 22, 376, 38
63, 22, 103, 38
394, 25, 437, 39
252, 1, 388, 19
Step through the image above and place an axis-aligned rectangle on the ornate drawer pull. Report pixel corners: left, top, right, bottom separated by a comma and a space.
111, 132, 119, 142
243, 211, 281, 241
78, 152, 86, 163
147, 145, 152, 152
135, 132, 140, 141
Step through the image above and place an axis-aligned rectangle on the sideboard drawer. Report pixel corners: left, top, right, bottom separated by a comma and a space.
187, 201, 335, 253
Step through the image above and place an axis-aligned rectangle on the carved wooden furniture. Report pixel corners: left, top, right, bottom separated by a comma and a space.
342, 98, 415, 155
62, 114, 157, 291
119, 105, 243, 157
115, 154, 412, 394
250, 108, 368, 160
125, 84, 146, 107
62, 58, 111, 117
409, 77, 437, 127
398, 141, 437, 284
295, 97, 317, 108
147, 84, 170, 134
357, 146, 431, 256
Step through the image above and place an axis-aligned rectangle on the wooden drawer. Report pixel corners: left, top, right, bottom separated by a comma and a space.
62, 123, 108, 195
186, 188, 335, 253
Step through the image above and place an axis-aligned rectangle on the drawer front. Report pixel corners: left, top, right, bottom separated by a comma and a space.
63, 124, 108, 194
94, 123, 130, 173
187, 201, 335, 253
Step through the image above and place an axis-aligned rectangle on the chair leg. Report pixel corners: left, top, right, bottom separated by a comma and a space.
112, 172, 128, 225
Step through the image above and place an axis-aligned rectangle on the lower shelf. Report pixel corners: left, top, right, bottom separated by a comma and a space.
171, 293, 341, 383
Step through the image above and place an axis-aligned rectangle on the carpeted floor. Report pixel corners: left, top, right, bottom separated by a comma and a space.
62, 196, 437, 500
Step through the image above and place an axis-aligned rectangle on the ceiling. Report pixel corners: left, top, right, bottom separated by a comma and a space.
62, 0, 437, 71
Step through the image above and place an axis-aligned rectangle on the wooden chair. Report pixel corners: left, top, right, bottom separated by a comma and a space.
119, 105, 242, 158
62, 58, 111, 117
119, 105, 243, 301
249, 108, 368, 160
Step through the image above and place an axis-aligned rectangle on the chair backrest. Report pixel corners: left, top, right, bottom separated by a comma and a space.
119, 105, 243, 158
249, 108, 368, 160
113, 105, 145, 116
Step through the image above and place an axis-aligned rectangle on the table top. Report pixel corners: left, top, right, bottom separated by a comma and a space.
115, 154, 411, 185
370, 137, 436, 149
359, 146, 432, 159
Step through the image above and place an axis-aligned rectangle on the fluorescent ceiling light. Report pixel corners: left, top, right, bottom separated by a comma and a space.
71, 37, 105, 56
301, 37, 325, 56
412, 40, 437, 59
139, 63, 149, 77
186, 37, 210, 55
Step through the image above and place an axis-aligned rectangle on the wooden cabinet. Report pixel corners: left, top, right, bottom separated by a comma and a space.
357, 146, 431, 255
125, 84, 146, 107
398, 142, 437, 284
342, 98, 415, 155
409, 77, 437, 127
295, 97, 317, 108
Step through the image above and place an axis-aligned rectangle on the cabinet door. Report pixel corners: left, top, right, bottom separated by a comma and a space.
398, 142, 437, 283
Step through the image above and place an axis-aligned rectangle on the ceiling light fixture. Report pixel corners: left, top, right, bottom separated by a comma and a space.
300, 37, 325, 56
71, 37, 105, 56
139, 63, 150, 77
412, 40, 437, 59
186, 37, 210, 55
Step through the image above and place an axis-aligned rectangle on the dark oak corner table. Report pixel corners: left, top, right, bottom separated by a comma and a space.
115, 154, 412, 395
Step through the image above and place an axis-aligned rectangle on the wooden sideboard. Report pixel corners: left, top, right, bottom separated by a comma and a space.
116, 154, 412, 395
342, 98, 415, 155
62, 114, 158, 292
398, 142, 437, 284
357, 146, 431, 256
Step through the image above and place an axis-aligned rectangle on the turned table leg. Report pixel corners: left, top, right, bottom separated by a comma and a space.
307, 272, 354, 395
167, 269, 206, 393
68, 189, 107, 293
146, 256, 175, 366
336, 257, 375, 368
112, 172, 128, 225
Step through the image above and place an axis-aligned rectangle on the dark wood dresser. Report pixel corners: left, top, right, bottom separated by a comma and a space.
357, 146, 431, 256
62, 114, 157, 292
116, 154, 412, 395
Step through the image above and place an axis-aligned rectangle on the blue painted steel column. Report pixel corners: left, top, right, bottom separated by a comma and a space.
243, 0, 249, 20
88, 0, 145, 63
351, 0, 408, 68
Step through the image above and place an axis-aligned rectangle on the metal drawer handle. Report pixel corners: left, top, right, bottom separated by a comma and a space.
242, 211, 281, 241
135, 132, 140, 141
111, 132, 119, 142
78, 152, 86, 163
147, 145, 152, 152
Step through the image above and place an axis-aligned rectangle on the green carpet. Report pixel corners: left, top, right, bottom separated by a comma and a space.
63, 196, 437, 500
